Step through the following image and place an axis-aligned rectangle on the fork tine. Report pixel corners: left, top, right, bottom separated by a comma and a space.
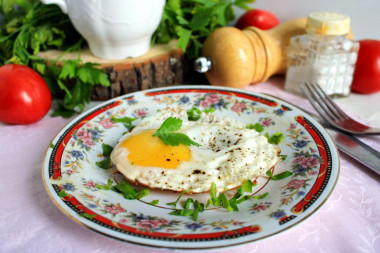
307, 83, 341, 120
301, 83, 340, 122
311, 82, 349, 120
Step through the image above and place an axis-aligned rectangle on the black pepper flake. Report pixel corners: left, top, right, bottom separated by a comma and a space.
192, 169, 203, 174
166, 158, 171, 161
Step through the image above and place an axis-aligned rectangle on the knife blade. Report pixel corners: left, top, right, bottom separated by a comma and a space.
312, 115, 380, 175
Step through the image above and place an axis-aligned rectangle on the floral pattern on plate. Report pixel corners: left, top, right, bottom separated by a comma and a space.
43, 86, 339, 250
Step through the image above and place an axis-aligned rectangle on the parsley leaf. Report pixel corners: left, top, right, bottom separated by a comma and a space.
266, 170, 293, 180
101, 143, 114, 157
153, 117, 200, 147
187, 107, 202, 121
58, 189, 67, 198
253, 192, 269, 199
111, 116, 137, 131
96, 143, 114, 169
265, 132, 285, 145
206, 180, 267, 212
279, 154, 287, 161
153, 0, 256, 59
246, 123, 264, 133
149, 200, 160, 205
168, 197, 205, 221
96, 158, 111, 170
112, 180, 149, 200
187, 107, 215, 121
95, 179, 114, 190
166, 190, 189, 207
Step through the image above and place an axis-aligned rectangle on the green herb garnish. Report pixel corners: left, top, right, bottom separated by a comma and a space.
153, 117, 200, 146
111, 116, 137, 131
96, 143, 114, 169
168, 197, 205, 221
187, 107, 202, 121
153, 0, 255, 59
246, 123, 264, 133
206, 180, 266, 212
95, 159, 111, 170
149, 199, 160, 206
265, 132, 284, 145
80, 213, 96, 219
252, 192, 269, 199
166, 190, 190, 207
266, 170, 293, 181
58, 189, 67, 198
112, 180, 149, 200
279, 154, 287, 161
95, 179, 114, 190
187, 107, 216, 121
49, 141, 55, 148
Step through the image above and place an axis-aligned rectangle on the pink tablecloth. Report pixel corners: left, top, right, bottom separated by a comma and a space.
1, 77, 379, 253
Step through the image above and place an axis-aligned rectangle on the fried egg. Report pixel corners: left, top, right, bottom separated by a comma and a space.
110, 107, 281, 193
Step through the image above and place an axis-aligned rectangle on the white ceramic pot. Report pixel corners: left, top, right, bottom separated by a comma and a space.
41, 0, 165, 60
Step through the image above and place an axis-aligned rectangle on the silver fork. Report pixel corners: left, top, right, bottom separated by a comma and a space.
300, 82, 380, 135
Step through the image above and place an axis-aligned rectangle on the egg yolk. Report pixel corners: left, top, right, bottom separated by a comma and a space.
121, 130, 191, 169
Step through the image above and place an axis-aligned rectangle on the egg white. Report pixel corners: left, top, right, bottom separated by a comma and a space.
111, 107, 280, 193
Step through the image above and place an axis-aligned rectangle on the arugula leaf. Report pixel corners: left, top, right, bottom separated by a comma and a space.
112, 180, 149, 200
246, 123, 264, 133
153, 117, 200, 147
266, 170, 293, 180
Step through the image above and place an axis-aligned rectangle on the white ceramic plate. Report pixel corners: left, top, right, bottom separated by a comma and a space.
42, 85, 339, 250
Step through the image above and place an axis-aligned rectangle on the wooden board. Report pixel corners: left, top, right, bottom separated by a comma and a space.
38, 40, 191, 100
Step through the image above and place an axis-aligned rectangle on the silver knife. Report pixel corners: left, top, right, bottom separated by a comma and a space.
312, 115, 380, 175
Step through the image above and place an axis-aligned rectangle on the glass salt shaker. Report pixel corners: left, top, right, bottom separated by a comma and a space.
284, 12, 359, 97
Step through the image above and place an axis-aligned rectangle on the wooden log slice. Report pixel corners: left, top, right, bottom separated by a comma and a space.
38, 40, 191, 100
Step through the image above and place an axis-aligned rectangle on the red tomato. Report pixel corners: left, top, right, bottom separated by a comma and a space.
352, 40, 380, 94
235, 9, 280, 30
0, 64, 52, 124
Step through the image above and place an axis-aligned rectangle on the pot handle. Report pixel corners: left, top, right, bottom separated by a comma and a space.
40, 0, 67, 14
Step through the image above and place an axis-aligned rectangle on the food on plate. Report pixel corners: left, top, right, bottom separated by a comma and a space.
351, 39, 380, 94
235, 9, 280, 30
111, 107, 281, 194
0, 64, 52, 124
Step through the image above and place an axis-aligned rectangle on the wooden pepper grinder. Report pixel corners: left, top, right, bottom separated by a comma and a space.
194, 18, 353, 88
